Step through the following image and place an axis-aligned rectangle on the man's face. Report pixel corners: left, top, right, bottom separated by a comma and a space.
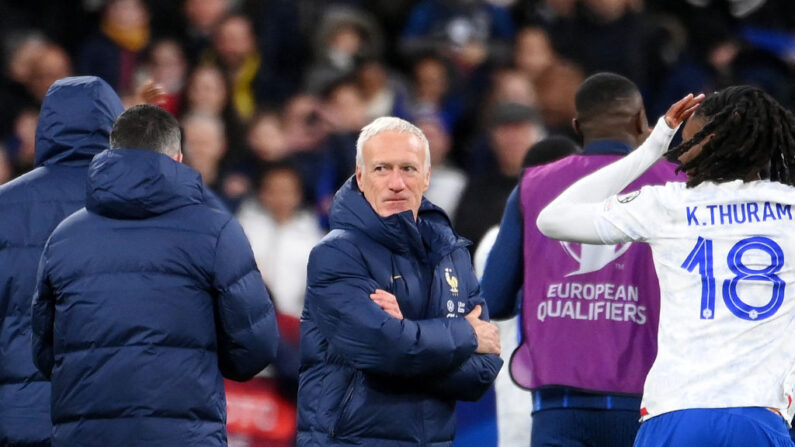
678, 115, 707, 167
356, 131, 430, 220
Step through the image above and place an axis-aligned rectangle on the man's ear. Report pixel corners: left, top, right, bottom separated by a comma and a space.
635, 108, 649, 136
174, 152, 184, 163
572, 118, 581, 136
355, 165, 363, 189
423, 166, 430, 193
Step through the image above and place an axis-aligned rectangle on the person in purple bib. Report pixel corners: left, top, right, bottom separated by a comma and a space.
481, 72, 686, 447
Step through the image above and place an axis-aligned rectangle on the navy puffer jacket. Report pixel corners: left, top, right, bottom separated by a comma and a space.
0, 76, 124, 446
297, 178, 503, 447
31, 148, 279, 446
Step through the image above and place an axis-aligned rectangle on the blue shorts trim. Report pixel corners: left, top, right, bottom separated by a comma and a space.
634, 407, 794, 447
532, 387, 641, 412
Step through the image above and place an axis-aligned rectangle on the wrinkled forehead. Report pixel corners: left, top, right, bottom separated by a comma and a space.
362, 131, 426, 164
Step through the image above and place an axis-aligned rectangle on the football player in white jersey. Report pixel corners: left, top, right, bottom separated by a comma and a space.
537, 86, 795, 447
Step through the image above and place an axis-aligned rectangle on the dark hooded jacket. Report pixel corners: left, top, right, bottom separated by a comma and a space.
31, 148, 279, 446
0, 76, 124, 446
297, 178, 503, 447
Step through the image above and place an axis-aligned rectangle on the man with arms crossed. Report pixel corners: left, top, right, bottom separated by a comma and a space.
298, 117, 503, 446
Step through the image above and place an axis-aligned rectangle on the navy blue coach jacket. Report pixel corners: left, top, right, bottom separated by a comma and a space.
0, 76, 124, 446
31, 147, 279, 446
297, 178, 503, 447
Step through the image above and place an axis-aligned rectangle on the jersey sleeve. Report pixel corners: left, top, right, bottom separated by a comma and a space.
595, 185, 666, 243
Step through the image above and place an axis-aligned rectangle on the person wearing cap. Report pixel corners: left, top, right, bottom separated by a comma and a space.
453, 102, 546, 253
480, 72, 686, 447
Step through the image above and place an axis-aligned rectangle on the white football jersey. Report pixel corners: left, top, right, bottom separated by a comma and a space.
596, 179, 795, 423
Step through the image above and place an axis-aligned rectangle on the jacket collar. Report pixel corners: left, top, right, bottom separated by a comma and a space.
582, 140, 634, 156
86, 148, 205, 219
329, 177, 469, 260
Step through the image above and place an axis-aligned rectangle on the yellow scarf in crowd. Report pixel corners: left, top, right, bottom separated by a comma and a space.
231, 53, 261, 122
101, 18, 149, 52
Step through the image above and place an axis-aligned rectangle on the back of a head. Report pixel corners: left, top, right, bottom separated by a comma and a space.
574, 72, 641, 121
522, 135, 581, 168
666, 85, 795, 187
110, 105, 181, 157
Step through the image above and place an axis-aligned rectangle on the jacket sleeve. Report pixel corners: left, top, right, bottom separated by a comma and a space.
213, 217, 280, 381
481, 187, 523, 319
306, 241, 478, 377
31, 243, 55, 379
421, 268, 503, 401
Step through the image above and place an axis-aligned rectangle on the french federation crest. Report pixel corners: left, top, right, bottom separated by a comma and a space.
444, 268, 459, 296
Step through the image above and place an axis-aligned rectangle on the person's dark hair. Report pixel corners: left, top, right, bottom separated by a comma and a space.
110, 104, 181, 156
255, 160, 303, 191
574, 72, 640, 120
664, 85, 795, 188
522, 135, 581, 168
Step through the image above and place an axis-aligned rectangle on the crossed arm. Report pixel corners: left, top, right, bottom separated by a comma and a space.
307, 241, 503, 400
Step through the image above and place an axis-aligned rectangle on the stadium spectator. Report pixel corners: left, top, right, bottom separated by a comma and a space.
27, 44, 73, 105
77, 0, 150, 96
207, 14, 278, 118
454, 102, 545, 252
137, 38, 189, 115
305, 5, 383, 94
482, 73, 685, 447
400, 0, 515, 74
356, 58, 411, 122
0, 31, 45, 140
182, 0, 231, 63
408, 53, 465, 133
4, 107, 38, 177
31, 104, 280, 446
297, 116, 503, 446
416, 112, 467, 220
237, 163, 324, 319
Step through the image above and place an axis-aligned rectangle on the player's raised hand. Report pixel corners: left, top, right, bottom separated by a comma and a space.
465, 305, 501, 355
664, 93, 705, 129
370, 289, 403, 320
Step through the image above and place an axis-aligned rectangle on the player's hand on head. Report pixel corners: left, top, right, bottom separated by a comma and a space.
664, 93, 705, 129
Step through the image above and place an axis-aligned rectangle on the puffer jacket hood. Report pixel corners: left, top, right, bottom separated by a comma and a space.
0, 76, 124, 445
35, 76, 124, 167
87, 148, 204, 219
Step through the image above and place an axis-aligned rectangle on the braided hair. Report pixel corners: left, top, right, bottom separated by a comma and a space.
664, 85, 795, 188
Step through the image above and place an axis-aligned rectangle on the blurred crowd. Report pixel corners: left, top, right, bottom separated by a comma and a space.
1, 0, 794, 444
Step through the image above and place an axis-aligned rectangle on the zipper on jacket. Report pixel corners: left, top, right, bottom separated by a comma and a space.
330, 372, 359, 438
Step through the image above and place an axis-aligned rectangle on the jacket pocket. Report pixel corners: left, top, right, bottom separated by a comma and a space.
330, 370, 360, 438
